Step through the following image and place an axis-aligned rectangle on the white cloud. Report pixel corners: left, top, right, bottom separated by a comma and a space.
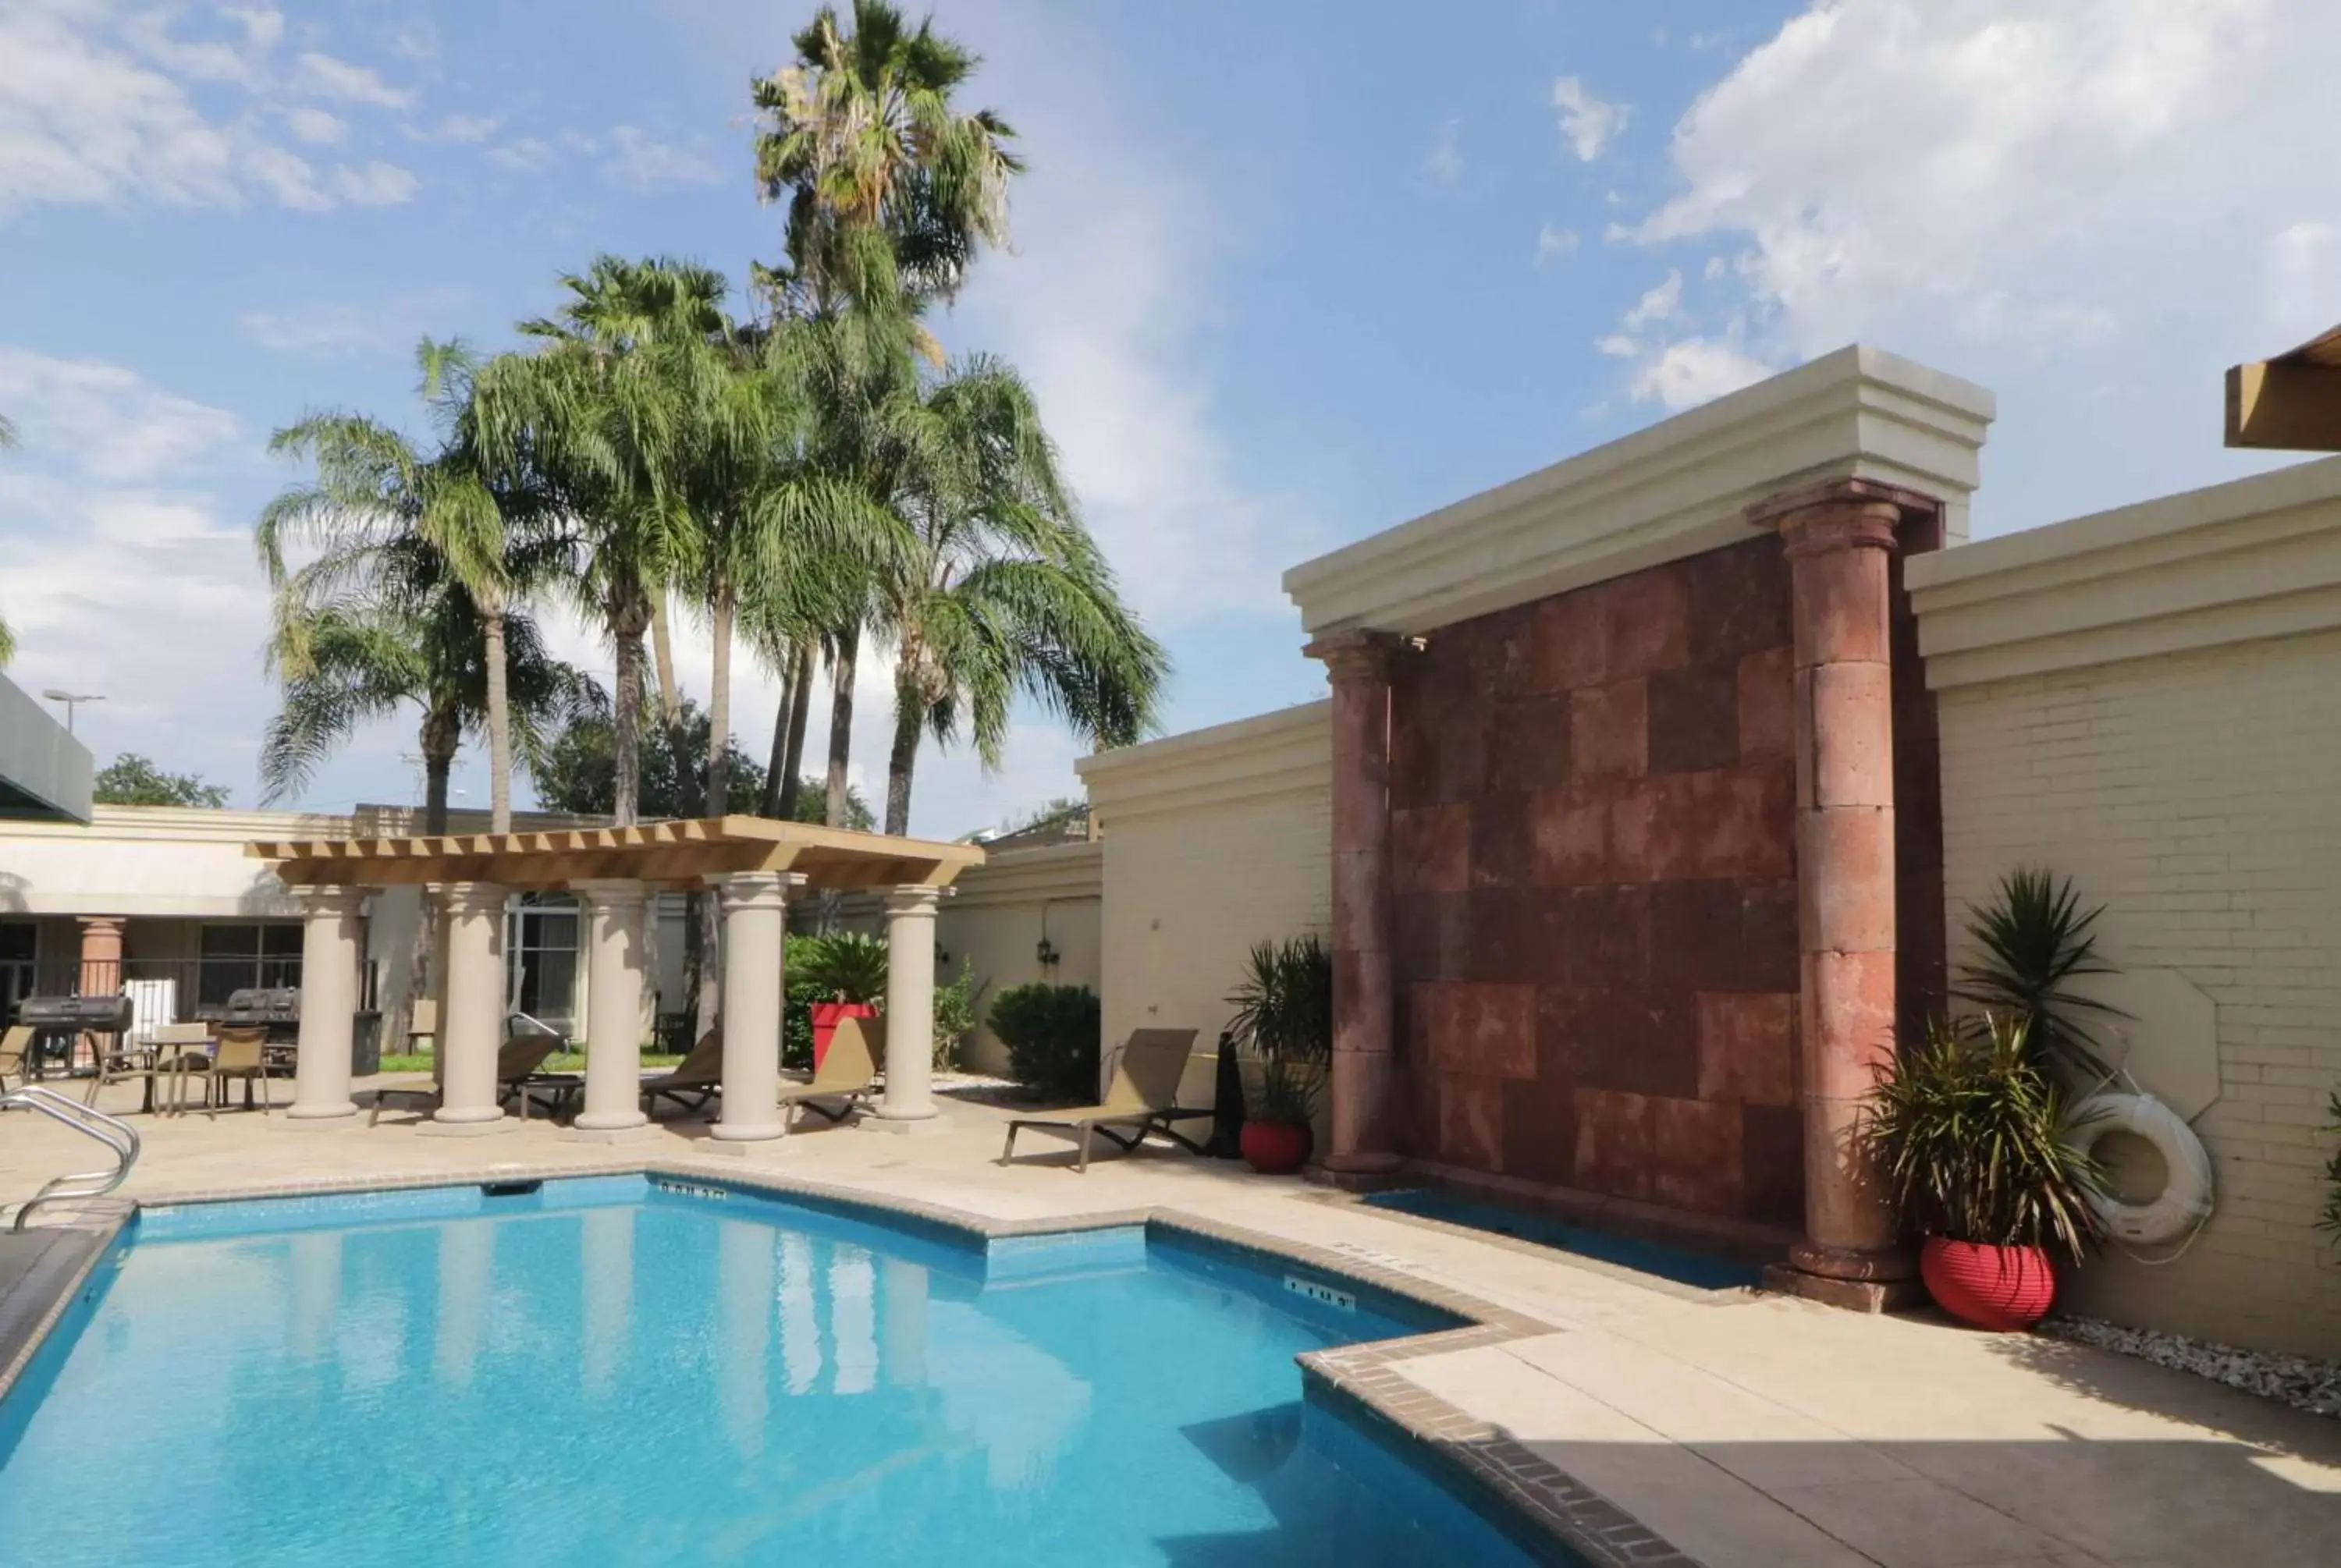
1534, 223, 1579, 268
1622, 270, 1683, 330
601, 126, 723, 192
284, 107, 346, 145
288, 51, 412, 109
427, 112, 498, 144
1629, 339, 1771, 411
1423, 119, 1462, 187
333, 160, 417, 205
239, 290, 465, 359
0, 346, 240, 481
1551, 75, 1627, 161
1622, 0, 2341, 523
487, 137, 553, 173
0, 3, 421, 212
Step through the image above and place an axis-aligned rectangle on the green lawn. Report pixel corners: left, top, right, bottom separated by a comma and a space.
377, 1051, 684, 1074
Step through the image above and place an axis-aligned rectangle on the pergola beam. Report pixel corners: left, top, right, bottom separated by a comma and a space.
2227, 326, 2341, 452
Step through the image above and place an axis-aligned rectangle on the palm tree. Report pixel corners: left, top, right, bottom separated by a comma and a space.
474, 258, 708, 826
260, 342, 543, 832
877, 357, 1166, 834
751, 0, 1020, 317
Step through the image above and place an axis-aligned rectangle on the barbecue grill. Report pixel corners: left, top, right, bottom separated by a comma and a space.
13, 994, 136, 1077
219, 984, 303, 1047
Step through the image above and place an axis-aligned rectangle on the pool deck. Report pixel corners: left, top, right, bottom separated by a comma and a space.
5, 1078, 2337, 1568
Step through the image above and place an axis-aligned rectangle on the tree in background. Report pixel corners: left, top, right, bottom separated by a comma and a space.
94, 754, 231, 809
261, 341, 552, 833
533, 697, 875, 828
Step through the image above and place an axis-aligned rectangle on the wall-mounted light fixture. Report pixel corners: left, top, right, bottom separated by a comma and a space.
1036, 936, 1060, 967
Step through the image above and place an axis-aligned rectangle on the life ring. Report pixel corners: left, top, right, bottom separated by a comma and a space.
2071, 1091, 2215, 1246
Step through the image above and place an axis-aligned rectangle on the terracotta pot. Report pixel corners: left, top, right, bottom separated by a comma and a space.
1241, 1121, 1313, 1176
1920, 1237, 2056, 1330
809, 1002, 878, 1072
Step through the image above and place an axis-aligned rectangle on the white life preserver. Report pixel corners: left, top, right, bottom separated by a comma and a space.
2071, 1091, 2215, 1247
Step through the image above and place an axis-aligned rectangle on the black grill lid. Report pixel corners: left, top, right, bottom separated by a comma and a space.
14, 995, 135, 1031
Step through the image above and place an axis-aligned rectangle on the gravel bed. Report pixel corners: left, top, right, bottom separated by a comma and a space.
2041, 1314, 2341, 1418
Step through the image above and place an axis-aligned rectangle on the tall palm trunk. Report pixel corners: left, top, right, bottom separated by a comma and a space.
609, 588, 652, 828
824, 626, 858, 829
421, 708, 457, 836
406, 709, 460, 1083
648, 597, 699, 814
778, 640, 815, 819
761, 637, 796, 818
884, 678, 921, 837
697, 584, 735, 1035
481, 603, 513, 834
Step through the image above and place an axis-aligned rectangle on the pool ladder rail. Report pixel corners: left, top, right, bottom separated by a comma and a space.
3, 1087, 140, 1232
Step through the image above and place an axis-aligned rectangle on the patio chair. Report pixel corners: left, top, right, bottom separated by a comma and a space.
779, 1013, 881, 1126
999, 1028, 1210, 1173
90, 1022, 177, 1113
173, 1025, 277, 1117
0, 1026, 30, 1097
368, 1022, 563, 1125
641, 1027, 724, 1118
497, 1033, 577, 1123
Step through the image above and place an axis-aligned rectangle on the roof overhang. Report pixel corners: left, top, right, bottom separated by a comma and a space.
247, 814, 986, 891
2226, 325, 2341, 452
0, 673, 93, 824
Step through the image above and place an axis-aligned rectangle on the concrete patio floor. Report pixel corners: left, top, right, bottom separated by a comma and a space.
5, 1075, 2337, 1568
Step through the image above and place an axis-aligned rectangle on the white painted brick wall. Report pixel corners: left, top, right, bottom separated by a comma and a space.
1938, 627, 2341, 1356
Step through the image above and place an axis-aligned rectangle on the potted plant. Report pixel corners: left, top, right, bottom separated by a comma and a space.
798, 933, 886, 1070
1227, 935, 1332, 1176
1861, 1015, 2107, 1330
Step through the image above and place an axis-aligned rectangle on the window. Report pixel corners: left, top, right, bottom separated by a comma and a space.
0, 922, 34, 1024
507, 896, 579, 1031
197, 924, 303, 1008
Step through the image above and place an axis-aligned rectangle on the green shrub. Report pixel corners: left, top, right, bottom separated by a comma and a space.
782, 933, 822, 1072
1859, 1014, 2108, 1262
989, 984, 1100, 1101
932, 960, 981, 1073
797, 931, 888, 1003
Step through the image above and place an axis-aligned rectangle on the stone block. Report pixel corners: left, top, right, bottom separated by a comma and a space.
1739, 878, 1801, 992
1796, 807, 1895, 953
1806, 662, 1896, 808
1469, 793, 1536, 890
1653, 1096, 1745, 1215
1741, 1103, 1806, 1226
1392, 804, 1470, 896
1572, 1087, 1657, 1201
1530, 786, 1611, 885
1430, 981, 1538, 1079
1603, 566, 1692, 679
1529, 587, 1608, 693
1647, 658, 1742, 775
1502, 1070, 1579, 1187
1737, 646, 1796, 763
1696, 991, 1798, 1108
1487, 694, 1574, 793
1685, 536, 1792, 661
1650, 879, 1745, 992
1439, 1074, 1507, 1171
1570, 678, 1649, 782
1800, 949, 1899, 1100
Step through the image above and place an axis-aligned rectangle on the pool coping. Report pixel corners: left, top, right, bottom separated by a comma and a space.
2, 1158, 1703, 1568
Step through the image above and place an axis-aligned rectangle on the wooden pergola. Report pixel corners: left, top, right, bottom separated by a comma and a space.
246, 817, 986, 1149
2227, 325, 2341, 452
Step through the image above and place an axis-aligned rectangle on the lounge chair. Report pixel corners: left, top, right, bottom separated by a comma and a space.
370, 1023, 562, 1124
999, 1028, 1210, 1172
641, 1028, 724, 1117
0, 1025, 30, 1096
166, 1024, 279, 1116
779, 1013, 881, 1126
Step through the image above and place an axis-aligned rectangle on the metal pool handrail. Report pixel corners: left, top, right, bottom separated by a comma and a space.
5, 1087, 140, 1232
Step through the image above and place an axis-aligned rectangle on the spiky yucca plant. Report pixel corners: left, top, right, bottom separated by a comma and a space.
798, 931, 888, 1004
1955, 867, 2127, 1078
2319, 1093, 2341, 1243
1860, 1015, 2108, 1264
1227, 935, 1333, 1126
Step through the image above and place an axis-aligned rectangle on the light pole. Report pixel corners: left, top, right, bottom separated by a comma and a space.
41, 689, 103, 734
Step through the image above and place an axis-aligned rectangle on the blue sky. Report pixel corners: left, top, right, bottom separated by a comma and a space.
5, 0, 2336, 834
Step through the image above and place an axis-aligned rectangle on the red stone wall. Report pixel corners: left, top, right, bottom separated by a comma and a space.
1387, 537, 1805, 1227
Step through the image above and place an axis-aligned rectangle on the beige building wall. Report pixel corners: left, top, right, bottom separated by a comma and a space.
1078, 701, 1334, 1109
1912, 457, 2341, 1357
934, 842, 1103, 1076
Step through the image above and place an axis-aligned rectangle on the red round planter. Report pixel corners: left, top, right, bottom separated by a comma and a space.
1240, 1122, 1313, 1176
809, 1002, 878, 1072
1920, 1237, 2056, 1330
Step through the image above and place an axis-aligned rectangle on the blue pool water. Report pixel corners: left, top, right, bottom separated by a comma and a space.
0, 1178, 1546, 1566
1362, 1188, 1763, 1291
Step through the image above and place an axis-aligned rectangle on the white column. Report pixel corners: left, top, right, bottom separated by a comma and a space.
286, 885, 367, 1121
421, 881, 513, 1136
703, 871, 800, 1147
872, 885, 943, 1126
566, 880, 651, 1141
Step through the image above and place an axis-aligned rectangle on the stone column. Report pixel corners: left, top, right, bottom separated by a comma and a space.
1748, 478, 1921, 1310
566, 880, 652, 1142
872, 885, 943, 1129
74, 916, 125, 1073
421, 881, 513, 1136
286, 885, 367, 1121
1302, 630, 1407, 1184
704, 871, 798, 1148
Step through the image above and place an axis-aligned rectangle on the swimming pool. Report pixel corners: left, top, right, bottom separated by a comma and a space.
0, 1177, 1548, 1566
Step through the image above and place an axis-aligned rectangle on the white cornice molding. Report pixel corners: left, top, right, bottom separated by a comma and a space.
1282, 345, 1994, 637
947, 841, 1103, 908
1909, 456, 2341, 689
0, 804, 357, 844
1078, 701, 1330, 825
